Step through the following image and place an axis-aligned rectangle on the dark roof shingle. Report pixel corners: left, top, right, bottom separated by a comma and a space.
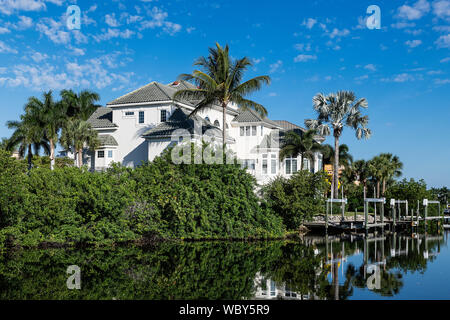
87, 107, 117, 128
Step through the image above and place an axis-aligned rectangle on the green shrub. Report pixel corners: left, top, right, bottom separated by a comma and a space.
262, 171, 328, 230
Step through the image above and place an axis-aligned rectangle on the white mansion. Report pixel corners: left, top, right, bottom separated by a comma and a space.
79, 80, 324, 184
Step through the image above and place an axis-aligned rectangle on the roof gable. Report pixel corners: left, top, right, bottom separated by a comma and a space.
107, 80, 197, 106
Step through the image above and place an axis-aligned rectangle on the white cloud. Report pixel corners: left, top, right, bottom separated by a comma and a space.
105, 13, 120, 27
17, 15, 33, 29
391, 22, 416, 29
269, 60, 283, 73
364, 64, 377, 71
294, 43, 312, 51
432, 0, 450, 20
440, 57, 450, 62
405, 39, 423, 47
30, 51, 48, 62
0, 27, 10, 34
328, 28, 350, 38
355, 74, 369, 81
294, 54, 317, 62
302, 18, 317, 29
93, 28, 136, 42
435, 34, 450, 47
435, 78, 450, 84
0, 52, 134, 91
397, 0, 431, 20
0, 0, 46, 15
139, 7, 182, 35
382, 73, 416, 82
0, 40, 17, 54
36, 18, 70, 44
268, 92, 277, 97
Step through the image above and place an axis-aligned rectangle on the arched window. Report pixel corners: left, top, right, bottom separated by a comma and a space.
214, 120, 220, 127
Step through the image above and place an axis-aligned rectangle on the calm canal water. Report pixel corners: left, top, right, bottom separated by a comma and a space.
1, 231, 450, 300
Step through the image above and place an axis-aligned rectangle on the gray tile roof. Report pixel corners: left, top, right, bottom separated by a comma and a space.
87, 107, 117, 128
98, 134, 118, 146
107, 80, 198, 106
233, 108, 281, 128
142, 107, 234, 142
273, 120, 306, 132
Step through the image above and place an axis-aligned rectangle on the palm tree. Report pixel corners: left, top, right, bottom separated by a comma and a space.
61, 89, 100, 121
379, 153, 403, 195
24, 91, 66, 170
6, 117, 49, 170
305, 91, 371, 198
173, 43, 271, 152
279, 129, 322, 171
60, 119, 99, 168
0, 137, 9, 150
320, 143, 353, 170
368, 155, 387, 198
352, 159, 370, 198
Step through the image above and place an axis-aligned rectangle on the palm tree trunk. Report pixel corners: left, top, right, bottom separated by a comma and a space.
50, 138, 55, 170
334, 135, 340, 199
77, 148, 83, 168
27, 144, 33, 171
300, 154, 304, 170
363, 181, 367, 199
382, 179, 386, 196
222, 102, 227, 157
377, 181, 380, 198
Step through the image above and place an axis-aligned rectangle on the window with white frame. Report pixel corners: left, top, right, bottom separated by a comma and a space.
252, 126, 257, 136
303, 158, 310, 171
271, 154, 277, 174
125, 111, 134, 116
245, 126, 250, 136
241, 159, 256, 170
108, 150, 113, 158
161, 110, 167, 122
240, 127, 245, 136
138, 111, 144, 124
262, 154, 268, 174
97, 151, 105, 158
285, 158, 298, 174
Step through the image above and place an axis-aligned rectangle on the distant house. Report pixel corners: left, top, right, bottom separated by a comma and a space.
81, 80, 323, 184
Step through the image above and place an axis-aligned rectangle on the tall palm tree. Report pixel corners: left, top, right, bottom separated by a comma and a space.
24, 91, 66, 170
173, 43, 271, 152
279, 129, 322, 171
352, 159, 370, 198
6, 117, 49, 170
305, 91, 371, 198
60, 119, 99, 168
61, 89, 100, 121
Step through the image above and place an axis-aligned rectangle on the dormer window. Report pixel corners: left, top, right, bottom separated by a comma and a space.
214, 120, 220, 127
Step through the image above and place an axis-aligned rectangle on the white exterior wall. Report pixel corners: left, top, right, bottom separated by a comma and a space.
109, 103, 175, 167
90, 99, 322, 185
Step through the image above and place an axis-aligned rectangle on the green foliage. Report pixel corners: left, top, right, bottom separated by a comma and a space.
385, 178, 432, 212
262, 171, 328, 230
0, 149, 285, 248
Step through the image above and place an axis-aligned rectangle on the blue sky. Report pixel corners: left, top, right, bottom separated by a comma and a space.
0, 0, 449, 187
